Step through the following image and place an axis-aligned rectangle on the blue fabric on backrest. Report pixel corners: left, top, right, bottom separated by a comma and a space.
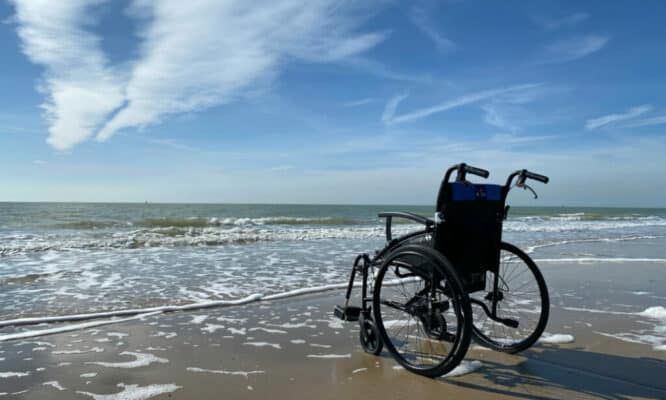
449, 183, 502, 201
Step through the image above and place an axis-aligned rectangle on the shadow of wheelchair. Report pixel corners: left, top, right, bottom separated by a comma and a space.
439, 345, 666, 400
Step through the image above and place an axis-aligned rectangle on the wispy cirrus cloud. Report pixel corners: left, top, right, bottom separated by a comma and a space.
533, 12, 589, 30
382, 84, 541, 125
535, 34, 609, 65
342, 98, 376, 107
10, 0, 125, 150
410, 6, 455, 52
482, 104, 518, 132
96, 0, 388, 142
381, 93, 409, 125
623, 115, 666, 128
585, 104, 653, 129
11, 0, 387, 149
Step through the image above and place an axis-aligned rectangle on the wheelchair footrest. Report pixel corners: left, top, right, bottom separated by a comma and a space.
334, 305, 361, 322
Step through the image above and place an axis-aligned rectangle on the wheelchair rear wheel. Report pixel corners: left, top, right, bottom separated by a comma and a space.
372, 244, 472, 378
471, 242, 549, 353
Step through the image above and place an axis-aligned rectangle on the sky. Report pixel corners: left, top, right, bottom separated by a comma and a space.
0, 0, 665, 207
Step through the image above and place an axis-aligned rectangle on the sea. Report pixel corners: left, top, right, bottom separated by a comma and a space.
1, 203, 665, 322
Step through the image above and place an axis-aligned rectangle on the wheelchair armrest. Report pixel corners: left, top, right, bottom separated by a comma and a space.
378, 212, 434, 241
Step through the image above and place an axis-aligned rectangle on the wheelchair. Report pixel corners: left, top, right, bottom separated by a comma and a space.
334, 163, 550, 377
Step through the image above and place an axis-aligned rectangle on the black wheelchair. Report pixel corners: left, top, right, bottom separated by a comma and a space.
334, 163, 550, 377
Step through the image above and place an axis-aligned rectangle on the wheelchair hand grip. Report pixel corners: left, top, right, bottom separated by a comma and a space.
463, 164, 490, 179
524, 170, 549, 184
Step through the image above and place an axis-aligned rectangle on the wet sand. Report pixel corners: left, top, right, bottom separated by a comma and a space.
1, 259, 665, 399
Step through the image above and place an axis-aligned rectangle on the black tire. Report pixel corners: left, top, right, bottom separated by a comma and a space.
372, 244, 472, 378
471, 242, 549, 353
359, 314, 383, 355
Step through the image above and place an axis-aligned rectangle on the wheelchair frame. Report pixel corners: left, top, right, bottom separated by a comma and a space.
334, 162, 550, 377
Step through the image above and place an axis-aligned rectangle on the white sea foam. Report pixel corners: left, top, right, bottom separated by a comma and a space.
189, 315, 208, 324
248, 327, 287, 334
243, 341, 281, 349
0, 371, 30, 378
538, 333, 575, 344
534, 257, 666, 264
53, 347, 104, 355
0, 294, 262, 328
77, 383, 181, 400
352, 368, 367, 374
186, 367, 264, 378
43, 381, 66, 391
307, 353, 351, 359
201, 324, 225, 334
445, 360, 483, 377
638, 306, 666, 320
86, 352, 168, 368
0, 312, 161, 342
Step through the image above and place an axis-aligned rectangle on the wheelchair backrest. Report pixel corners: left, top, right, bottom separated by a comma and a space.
434, 182, 507, 291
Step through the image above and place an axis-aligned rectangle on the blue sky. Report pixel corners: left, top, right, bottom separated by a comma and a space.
1, 0, 665, 206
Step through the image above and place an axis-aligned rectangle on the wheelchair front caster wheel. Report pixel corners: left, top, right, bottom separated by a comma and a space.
359, 314, 383, 355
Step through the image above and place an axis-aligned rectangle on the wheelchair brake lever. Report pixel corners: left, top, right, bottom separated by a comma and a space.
520, 183, 538, 199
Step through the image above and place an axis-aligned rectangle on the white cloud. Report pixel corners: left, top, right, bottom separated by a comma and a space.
534, 12, 589, 30
10, 0, 125, 150
624, 115, 666, 128
410, 7, 455, 52
342, 98, 375, 107
11, 1, 387, 148
482, 104, 517, 131
383, 84, 541, 125
536, 35, 609, 64
96, 0, 387, 142
381, 93, 409, 124
585, 104, 653, 130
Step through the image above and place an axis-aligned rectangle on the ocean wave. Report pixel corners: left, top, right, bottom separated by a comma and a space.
0, 225, 415, 255
47, 216, 360, 230
505, 216, 666, 232
3, 214, 666, 255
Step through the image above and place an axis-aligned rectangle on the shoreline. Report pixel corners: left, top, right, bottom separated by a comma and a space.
1, 288, 665, 399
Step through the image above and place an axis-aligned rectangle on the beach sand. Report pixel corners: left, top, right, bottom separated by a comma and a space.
1, 259, 665, 399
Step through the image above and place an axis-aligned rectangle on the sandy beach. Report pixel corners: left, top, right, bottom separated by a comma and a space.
1, 256, 665, 400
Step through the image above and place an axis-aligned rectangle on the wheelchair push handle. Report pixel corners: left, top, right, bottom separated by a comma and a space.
505, 169, 549, 187
444, 163, 490, 183
524, 170, 549, 184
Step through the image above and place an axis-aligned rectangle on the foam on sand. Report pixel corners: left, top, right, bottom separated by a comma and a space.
445, 360, 483, 377
0, 371, 30, 378
77, 383, 181, 400
243, 342, 281, 349
186, 367, 264, 378
538, 333, 575, 344
248, 327, 287, 334
534, 257, 666, 264
53, 347, 104, 355
0, 294, 263, 328
43, 381, 66, 391
0, 312, 161, 342
86, 352, 168, 368
307, 353, 351, 359
638, 306, 666, 320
